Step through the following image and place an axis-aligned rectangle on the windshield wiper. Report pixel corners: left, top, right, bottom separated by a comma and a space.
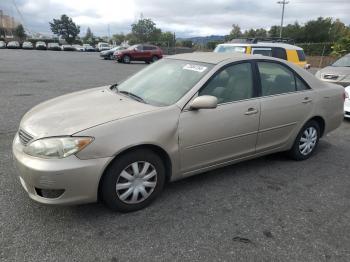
119, 90, 147, 104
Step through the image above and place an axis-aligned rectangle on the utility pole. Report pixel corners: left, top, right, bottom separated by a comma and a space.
277, 0, 289, 38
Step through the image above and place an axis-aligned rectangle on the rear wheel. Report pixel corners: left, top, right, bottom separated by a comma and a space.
123, 55, 131, 63
100, 149, 165, 212
289, 120, 320, 161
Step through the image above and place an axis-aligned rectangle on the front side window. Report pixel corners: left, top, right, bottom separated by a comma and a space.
258, 62, 296, 96
199, 63, 254, 104
116, 59, 213, 106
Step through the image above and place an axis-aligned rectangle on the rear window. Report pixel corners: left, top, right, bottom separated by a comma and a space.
296, 50, 306, 62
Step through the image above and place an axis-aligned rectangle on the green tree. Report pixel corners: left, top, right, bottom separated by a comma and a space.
228, 24, 242, 40
179, 40, 193, 48
14, 24, 26, 41
332, 35, 350, 56
303, 17, 333, 42
112, 33, 126, 45
83, 27, 95, 45
159, 31, 174, 45
131, 18, 161, 43
206, 41, 219, 50
49, 14, 80, 44
269, 25, 280, 37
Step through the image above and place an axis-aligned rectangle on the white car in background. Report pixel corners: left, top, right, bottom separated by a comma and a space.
7, 41, 20, 49
73, 45, 84, 51
345, 86, 350, 119
96, 42, 110, 51
0, 40, 6, 48
22, 41, 34, 49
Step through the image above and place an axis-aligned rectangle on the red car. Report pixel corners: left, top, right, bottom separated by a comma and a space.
114, 44, 163, 64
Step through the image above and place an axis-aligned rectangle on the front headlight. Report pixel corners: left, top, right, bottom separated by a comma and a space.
23, 137, 93, 159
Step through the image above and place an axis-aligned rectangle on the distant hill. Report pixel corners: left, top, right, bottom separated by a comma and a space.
177, 35, 227, 45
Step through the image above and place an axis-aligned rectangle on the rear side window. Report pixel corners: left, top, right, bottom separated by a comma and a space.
272, 47, 287, 60
252, 48, 272, 57
296, 50, 306, 61
143, 46, 151, 50
257, 62, 296, 96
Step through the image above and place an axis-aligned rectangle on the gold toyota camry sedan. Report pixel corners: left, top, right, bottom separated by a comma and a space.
13, 52, 345, 212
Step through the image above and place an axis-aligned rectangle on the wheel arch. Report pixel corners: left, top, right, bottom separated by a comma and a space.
308, 116, 325, 137
97, 144, 172, 201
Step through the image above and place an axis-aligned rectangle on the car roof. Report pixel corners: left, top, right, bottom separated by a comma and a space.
167, 52, 268, 64
217, 42, 303, 50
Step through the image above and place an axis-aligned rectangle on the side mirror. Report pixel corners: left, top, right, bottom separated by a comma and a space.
190, 95, 218, 110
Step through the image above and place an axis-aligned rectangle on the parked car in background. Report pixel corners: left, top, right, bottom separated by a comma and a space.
7, 41, 20, 49
0, 41, 6, 48
315, 54, 350, 87
83, 44, 95, 52
96, 42, 110, 51
35, 41, 47, 50
22, 41, 34, 50
100, 46, 126, 60
214, 38, 310, 69
345, 86, 350, 119
115, 44, 163, 64
47, 43, 61, 51
61, 45, 76, 51
12, 52, 345, 212
73, 45, 84, 51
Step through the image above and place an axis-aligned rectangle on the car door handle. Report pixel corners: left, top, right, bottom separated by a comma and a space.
244, 108, 259, 115
302, 97, 313, 104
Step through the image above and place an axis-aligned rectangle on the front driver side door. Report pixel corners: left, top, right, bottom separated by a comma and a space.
179, 62, 261, 174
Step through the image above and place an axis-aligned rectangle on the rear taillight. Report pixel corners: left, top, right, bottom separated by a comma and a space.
344, 91, 349, 101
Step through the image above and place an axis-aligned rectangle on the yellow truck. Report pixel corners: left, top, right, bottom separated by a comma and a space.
214, 38, 310, 69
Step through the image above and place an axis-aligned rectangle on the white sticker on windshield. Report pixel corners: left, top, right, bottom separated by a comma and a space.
183, 64, 207, 73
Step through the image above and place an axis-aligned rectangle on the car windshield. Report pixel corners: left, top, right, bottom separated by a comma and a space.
116, 59, 213, 106
332, 55, 350, 67
214, 45, 246, 53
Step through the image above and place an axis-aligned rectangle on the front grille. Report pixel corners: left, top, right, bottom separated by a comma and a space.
18, 129, 33, 146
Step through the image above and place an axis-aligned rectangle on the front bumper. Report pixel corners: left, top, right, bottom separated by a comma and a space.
12, 134, 112, 205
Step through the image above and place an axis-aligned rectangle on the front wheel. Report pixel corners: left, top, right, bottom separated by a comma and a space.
123, 55, 131, 63
288, 120, 320, 161
152, 56, 159, 62
100, 149, 165, 212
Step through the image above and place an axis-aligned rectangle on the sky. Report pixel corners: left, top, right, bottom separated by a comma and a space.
0, 0, 349, 37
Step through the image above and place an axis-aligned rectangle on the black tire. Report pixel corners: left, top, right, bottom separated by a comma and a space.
145, 61, 151, 64
123, 55, 131, 64
152, 56, 158, 62
288, 120, 320, 161
100, 149, 165, 212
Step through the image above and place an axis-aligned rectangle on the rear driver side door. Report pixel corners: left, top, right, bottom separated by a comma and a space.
255, 61, 314, 153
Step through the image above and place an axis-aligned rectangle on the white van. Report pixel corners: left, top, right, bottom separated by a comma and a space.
96, 42, 110, 51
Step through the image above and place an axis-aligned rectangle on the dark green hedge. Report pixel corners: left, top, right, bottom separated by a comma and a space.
296, 42, 333, 56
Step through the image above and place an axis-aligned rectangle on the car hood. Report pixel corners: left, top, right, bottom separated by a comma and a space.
318, 66, 350, 76
20, 86, 159, 138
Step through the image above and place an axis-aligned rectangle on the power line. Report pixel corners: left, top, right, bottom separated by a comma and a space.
277, 0, 289, 38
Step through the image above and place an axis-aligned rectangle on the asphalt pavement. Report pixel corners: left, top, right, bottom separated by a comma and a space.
1, 49, 350, 262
